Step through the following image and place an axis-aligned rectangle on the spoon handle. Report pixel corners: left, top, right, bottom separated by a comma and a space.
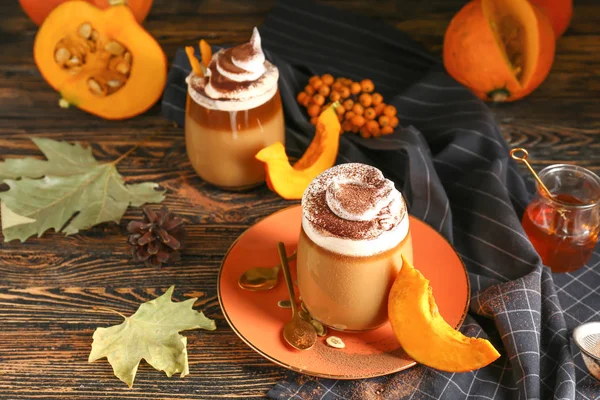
277, 242, 298, 316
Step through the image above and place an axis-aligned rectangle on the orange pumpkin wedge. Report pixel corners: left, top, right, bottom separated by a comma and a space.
443, 0, 555, 102
530, 0, 573, 38
34, 1, 167, 120
255, 103, 341, 200
388, 256, 500, 372
20, 0, 152, 25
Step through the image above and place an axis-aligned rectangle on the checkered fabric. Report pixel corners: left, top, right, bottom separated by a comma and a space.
161, 1, 600, 398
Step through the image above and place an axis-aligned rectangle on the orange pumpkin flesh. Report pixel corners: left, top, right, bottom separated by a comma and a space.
530, 0, 572, 38
443, 0, 555, 102
255, 104, 341, 200
34, 2, 167, 120
20, 0, 152, 25
388, 256, 500, 372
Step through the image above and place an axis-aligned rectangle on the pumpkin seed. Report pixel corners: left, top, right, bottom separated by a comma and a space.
123, 52, 132, 63
326, 336, 345, 349
54, 48, 70, 65
106, 79, 123, 88
310, 320, 327, 337
90, 30, 99, 41
115, 62, 130, 75
87, 78, 106, 96
67, 56, 81, 66
78, 23, 92, 39
105, 40, 125, 56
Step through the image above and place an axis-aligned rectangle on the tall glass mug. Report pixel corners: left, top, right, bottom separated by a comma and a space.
522, 164, 600, 273
297, 164, 413, 332
185, 28, 285, 190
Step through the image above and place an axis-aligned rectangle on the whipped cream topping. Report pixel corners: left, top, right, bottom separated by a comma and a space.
187, 28, 279, 112
302, 163, 409, 257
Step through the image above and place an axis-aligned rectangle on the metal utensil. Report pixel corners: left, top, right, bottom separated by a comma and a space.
573, 321, 600, 380
510, 148, 554, 200
277, 242, 316, 351
238, 251, 297, 291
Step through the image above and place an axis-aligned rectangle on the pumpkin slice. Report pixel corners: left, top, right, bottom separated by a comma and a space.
443, 0, 555, 102
33, 1, 166, 120
20, 0, 152, 26
388, 256, 500, 372
255, 103, 341, 200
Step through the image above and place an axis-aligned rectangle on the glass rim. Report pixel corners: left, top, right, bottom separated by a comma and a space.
537, 164, 600, 210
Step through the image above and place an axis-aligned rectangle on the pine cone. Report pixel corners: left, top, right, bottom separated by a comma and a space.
127, 206, 185, 268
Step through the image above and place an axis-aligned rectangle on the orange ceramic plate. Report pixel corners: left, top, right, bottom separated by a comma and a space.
218, 205, 469, 379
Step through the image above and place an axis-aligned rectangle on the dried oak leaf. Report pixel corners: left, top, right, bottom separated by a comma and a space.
89, 286, 216, 387
0, 138, 165, 242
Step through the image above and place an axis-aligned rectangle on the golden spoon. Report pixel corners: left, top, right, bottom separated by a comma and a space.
510, 148, 554, 199
277, 242, 316, 351
238, 251, 297, 291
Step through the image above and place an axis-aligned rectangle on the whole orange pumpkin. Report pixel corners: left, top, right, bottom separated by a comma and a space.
530, 0, 573, 38
20, 0, 152, 25
443, 0, 555, 102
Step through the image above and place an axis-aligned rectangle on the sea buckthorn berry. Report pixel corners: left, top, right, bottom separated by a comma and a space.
342, 120, 353, 132
352, 103, 364, 116
351, 124, 360, 133
308, 76, 320, 85
329, 91, 341, 102
366, 120, 379, 133
312, 94, 325, 106
371, 126, 381, 137
344, 111, 356, 121
321, 74, 334, 86
336, 76, 345, 82
302, 97, 311, 107
374, 103, 386, 116
342, 99, 354, 110
364, 107, 376, 120
339, 86, 351, 99
379, 115, 390, 127
332, 81, 343, 91
383, 105, 397, 117
360, 79, 374, 93
335, 104, 346, 116
381, 126, 394, 135
350, 82, 362, 95
310, 116, 319, 125
359, 126, 371, 138
337, 113, 344, 122
312, 79, 324, 90
359, 93, 372, 107
390, 116, 399, 128
297, 92, 307, 104
307, 104, 320, 117
318, 85, 331, 97
343, 78, 353, 86
304, 85, 315, 95
371, 93, 383, 106
351, 115, 366, 128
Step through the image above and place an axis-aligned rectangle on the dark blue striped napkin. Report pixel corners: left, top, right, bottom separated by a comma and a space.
162, 1, 600, 398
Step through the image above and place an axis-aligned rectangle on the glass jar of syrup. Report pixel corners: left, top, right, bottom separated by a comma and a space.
522, 164, 600, 273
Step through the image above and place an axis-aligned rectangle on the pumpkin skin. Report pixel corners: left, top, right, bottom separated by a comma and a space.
443, 0, 555, 102
34, 2, 167, 120
530, 0, 573, 38
388, 256, 500, 372
20, 0, 152, 25
255, 104, 341, 200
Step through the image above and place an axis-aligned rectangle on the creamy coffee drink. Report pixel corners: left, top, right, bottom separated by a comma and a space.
297, 163, 413, 331
185, 28, 285, 190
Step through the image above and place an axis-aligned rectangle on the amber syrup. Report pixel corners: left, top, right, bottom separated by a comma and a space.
522, 193, 599, 273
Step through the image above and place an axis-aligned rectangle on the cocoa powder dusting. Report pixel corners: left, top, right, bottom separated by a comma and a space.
303, 164, 405, 240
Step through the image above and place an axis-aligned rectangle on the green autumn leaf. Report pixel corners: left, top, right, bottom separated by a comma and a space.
0, 138, 165, 242
89, 286, 216, 387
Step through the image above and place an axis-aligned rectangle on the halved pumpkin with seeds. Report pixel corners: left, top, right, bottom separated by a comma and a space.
34, 1, 166, 119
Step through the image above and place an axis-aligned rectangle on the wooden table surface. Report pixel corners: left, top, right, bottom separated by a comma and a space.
1, 0, 599, 398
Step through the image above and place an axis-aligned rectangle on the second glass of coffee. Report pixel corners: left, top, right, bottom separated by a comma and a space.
185, 28, 284, 190
297, 163, 413, 332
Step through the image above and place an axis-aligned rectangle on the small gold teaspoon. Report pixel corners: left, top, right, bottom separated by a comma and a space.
277, 242, 316, 351
238, 251, 297, 291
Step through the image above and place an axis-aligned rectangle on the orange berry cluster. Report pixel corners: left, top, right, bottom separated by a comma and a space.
296, 74, 399, 138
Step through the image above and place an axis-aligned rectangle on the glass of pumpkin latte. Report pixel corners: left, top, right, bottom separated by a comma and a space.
185, 28, 285, 190
297, 163, 414, 332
